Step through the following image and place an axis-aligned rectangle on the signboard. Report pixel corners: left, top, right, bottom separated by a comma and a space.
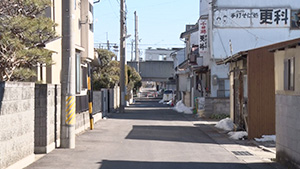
291, 10, 300, 29
214, 8, 291, 28
199, 19, 208, 54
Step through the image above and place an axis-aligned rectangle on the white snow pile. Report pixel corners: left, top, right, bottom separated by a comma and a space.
255, 135, 276, 142
228, 131, 248, 140
173, 100, 193, 114
215, 118, 234, 131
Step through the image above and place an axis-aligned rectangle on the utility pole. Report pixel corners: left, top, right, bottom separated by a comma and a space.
119, 0, 126, 113
134, 11, 139, 73
61, 0, 76, 148
106, 32, 110, 50
131, 40, 134, 61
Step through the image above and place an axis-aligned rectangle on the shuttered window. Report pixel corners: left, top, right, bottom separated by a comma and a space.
284, 57, 295, 91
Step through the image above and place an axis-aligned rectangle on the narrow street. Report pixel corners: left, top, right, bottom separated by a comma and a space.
26, 99, 283, 169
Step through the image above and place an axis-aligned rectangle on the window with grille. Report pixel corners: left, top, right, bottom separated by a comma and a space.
284, 57, 295, 91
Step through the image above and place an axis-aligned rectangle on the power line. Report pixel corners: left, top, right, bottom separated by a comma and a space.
95, 42, 184, 46
108, 0, 119, 19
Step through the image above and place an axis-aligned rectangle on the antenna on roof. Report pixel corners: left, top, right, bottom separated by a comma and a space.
229, 39, 233, 56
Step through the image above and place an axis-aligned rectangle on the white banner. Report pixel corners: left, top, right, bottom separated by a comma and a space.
214, 8, 290, 28
199, 19, 209, 54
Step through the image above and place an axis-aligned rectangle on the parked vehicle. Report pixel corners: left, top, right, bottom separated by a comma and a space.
163, 89, 174, 102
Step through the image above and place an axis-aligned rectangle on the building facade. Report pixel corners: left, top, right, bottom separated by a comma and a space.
175, 0, 300, 114
145, 48, 175, 61
272, 39, 300, 169
41, 0, 95, 92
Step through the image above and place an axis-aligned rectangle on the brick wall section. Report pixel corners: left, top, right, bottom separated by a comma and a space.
201, 97, 230, 118
0, 82, 35, 169
276, 94, 300, 169
34, 84, 61, 154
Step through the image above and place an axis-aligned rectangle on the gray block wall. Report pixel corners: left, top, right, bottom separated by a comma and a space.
93, 91, 102, 114
0, 82, 35, 169
200, 97, 230, 118
75, 110, 90, 134
34, 84, 61, 154
276, 94, 300, 169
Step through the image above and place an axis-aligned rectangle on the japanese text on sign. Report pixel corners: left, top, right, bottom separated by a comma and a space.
214, 8, 290, 28
199, 19, 208, 54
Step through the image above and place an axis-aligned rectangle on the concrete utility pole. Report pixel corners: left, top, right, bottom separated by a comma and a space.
119, 0, 126, 113
131, 40, 134, 61
134, 11, 139, 73
106, 32, 110, 50
61, 0, 76, 148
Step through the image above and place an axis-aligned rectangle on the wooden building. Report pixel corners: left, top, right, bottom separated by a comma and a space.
218, 38, 300, 139
271, 38, 300, 168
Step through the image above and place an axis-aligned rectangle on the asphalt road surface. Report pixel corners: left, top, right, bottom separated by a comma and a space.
26, 98, 283, 169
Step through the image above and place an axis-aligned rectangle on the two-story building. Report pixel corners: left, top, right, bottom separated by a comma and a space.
177, 0, 300, 118
40, 0, 96, 134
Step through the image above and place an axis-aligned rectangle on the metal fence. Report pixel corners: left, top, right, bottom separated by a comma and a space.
76, 95, 89, 113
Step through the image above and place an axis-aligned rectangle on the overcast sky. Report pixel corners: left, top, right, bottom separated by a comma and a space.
94, 0, 200, 60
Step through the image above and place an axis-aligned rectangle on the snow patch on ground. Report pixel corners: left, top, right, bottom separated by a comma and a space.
255, 135, 276, 142
215, 118, 234, 131
173, 100, 193, 114
228, 131, 248, 140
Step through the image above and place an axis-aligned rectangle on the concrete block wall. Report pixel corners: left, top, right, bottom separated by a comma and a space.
75, 110, 103, 134
93, 91, 102, 114
75, 111, 90, 134
276, 94, 300, 169
114, 86, 120, 109
200, 97, 230, 118
109, 89, 114, 112
55, 85, 61, 147
0, 82, 35, 169
34, 84, 61, 154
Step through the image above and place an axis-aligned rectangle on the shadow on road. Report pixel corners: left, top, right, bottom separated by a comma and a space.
97, 160, 278, 169
125, 125, 215, 144
108, 99, 188, 122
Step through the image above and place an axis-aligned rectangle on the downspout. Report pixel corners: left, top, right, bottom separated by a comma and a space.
208, 0, 214, 97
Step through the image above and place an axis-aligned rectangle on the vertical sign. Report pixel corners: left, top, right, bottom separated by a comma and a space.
199, 19, 208, 54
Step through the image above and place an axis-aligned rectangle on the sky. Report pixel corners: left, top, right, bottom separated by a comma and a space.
93, 0, 200, 60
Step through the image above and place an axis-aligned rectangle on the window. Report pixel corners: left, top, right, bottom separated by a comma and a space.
81, 66, 87, 89
89, 2, 94, 32
89, 23, 94, 32
89, 3, 93, 13
284, 57, 295, 91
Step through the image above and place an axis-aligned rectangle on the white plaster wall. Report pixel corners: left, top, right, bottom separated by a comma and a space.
207, 0, 300, 97
212, 0, 300, 59
190, 31, 199, 47
145, 49, 175, 61
210, 62, 229, 97
200, 0, 209, 16
213, 28, 300, 59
